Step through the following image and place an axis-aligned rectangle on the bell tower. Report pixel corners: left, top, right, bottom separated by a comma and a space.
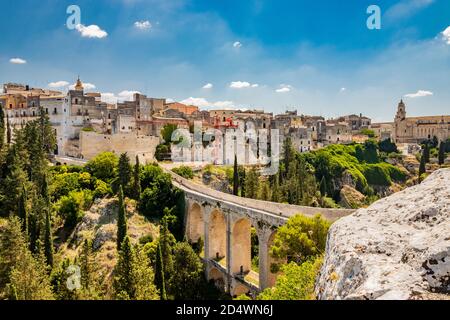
395, 99, 406, 121
74, 76, 84, 91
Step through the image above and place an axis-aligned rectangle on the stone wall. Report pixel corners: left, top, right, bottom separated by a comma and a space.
80, 131, 160, 163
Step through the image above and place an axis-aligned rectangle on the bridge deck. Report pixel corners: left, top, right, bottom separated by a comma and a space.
165, 168, 355, 222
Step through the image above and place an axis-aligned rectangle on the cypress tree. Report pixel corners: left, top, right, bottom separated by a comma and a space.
419, 154, 426, 183
133, 155, 141, 200
438, 141, 445, 165
17, 185, 28, 235
6, 114, 11, 145
159, 220, 174, 276
0, 104, 5, 150
271, 173, 280, 202
423, 143, 430, 163
117, 186, 127, 251
118, 152, 132, 191
41, 174, 53, 267
233, 154, 239, 196
240, 167, 246, 197
154, 241, 167, 300
43, 210, 53, 268
319, 176, 327, 197
113, 236, 134, 299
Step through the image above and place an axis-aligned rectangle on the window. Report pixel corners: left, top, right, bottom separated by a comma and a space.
54, 108, 57, 114
75, 98, 78, 104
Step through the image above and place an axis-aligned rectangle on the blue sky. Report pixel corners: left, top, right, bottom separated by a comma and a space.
0, 0, 449, 121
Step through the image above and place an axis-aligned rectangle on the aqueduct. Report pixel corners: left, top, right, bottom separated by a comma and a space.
167, 169, 355, 297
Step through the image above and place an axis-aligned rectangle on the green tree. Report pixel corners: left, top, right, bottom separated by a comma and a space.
438, 141, 445, 165
0, 104, 5, 150
258, 180, 271, 201
244, 167, 260, 199
423, 143, 430, 163
118, 152, 132, 191
78, 239, 102, 299
419, 153, 426, 183
154, 241, 167, 300
6, 114, 11, 145
319, 176, 327, 197
113, 236, 134, 299
133, 155, 141, 200
233, 155, 239, 196
85, 152, 118, 181
17, 185, 28, 234
270, 214, 330, 269
117, 186, 128, 251
161, 123, 178, 144
258, 258, 322, 300
271, 174, 280, 202
43, 210, 53, 268
170, 242, 205, 300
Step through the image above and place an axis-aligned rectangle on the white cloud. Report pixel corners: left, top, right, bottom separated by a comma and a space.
180, 97, 235, 109
134, 20, 152, 30
404, 90, 433, 98
202, 83, 213, 89
75, 24, 108, 38
276, 84, 292, 93
230, 81, 258, 89
101, 90, 140, 104
233, 41, 242, 48
69, 82, 96, 90
118, 90, 140, 101
48, 81, 69, 88
340, 87, 347, 92
9, 58, 27, 64
442, 26, 450, 44
385, 0, 434, 21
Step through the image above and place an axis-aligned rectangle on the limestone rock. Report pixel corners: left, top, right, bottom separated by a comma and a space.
339, 185, 366, 209
316, 169, 450, 300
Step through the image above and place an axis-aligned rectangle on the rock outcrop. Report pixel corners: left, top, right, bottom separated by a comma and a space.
316, 169, 450, 300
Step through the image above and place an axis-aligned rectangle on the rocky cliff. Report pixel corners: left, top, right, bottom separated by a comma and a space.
316, 169, 450, 300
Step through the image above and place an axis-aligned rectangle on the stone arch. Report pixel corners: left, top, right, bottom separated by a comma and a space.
208, 209, 227, 263
187, 202, 204, 243
208, 267, 225, 291
231, 218, 252, 274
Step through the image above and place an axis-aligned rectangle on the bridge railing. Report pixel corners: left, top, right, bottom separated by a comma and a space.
165, 167, 355, 222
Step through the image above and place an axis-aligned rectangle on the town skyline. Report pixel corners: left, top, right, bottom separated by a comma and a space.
1, 0, 450, 122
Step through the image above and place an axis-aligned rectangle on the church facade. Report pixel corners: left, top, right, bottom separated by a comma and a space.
393, 100, 450, 144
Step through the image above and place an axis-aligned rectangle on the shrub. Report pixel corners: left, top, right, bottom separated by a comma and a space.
56, 190, 93, 228
172, 166, 194, 179
85, 152, 118, 181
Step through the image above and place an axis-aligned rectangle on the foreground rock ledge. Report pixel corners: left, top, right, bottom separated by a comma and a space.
316, 169, 450, 300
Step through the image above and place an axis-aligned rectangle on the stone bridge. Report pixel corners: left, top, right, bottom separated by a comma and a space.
166, 169, 356, 297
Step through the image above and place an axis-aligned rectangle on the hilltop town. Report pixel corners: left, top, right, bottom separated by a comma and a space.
2, 78, 448, 164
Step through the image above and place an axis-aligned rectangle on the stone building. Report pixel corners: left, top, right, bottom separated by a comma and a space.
393, 100, 450, 143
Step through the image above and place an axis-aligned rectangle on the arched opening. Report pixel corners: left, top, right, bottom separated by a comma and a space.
187, 202, 204, 244
208, 267, 225, 291
208, 209, 227, 265
231, 218, 252, 275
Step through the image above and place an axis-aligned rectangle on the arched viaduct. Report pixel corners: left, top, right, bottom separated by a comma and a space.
167, 169, 356, 297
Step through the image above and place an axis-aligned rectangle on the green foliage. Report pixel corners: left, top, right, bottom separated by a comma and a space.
170, 242, 205, 300
270, 214, 330, 268
55, 190, 93, 229
0, 217, 53, 300
113, 236, 159, 300
161, 124, 178, 144
155, 144, 170, 161
419, 154, 426, 182
117, 186, 128, 251
258, 258, 322, 300
154, 241, 167, 300
49, 171, 92, 201
133, 155, 141, 200
244, 167, 260, 199
118, 153, 132, 192
172, 166, 194, 179
233, 155, 239, 196
93, 178, 113, 199
359, 128, 376, 138
438, 141, 446, 165
379, 138, 398, 153
85, 152, 118, 181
